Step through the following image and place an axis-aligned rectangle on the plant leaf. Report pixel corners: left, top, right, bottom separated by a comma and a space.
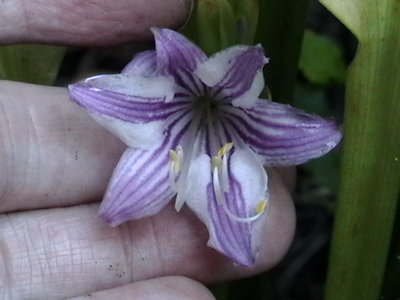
321, 1, 400, 300
181, 0, 258, 55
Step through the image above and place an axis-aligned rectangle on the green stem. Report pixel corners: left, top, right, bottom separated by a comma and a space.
321, 1, 400, 299
256, 0, 309, 102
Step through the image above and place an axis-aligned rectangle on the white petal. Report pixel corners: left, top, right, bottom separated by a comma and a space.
183, 154, 212, 220
194, 45, 267, 108
194, 46, 253, 87
229, 147, 268, 204
83, 74, 175, 102
231, 71, 264, 108
92, 115, 164, 149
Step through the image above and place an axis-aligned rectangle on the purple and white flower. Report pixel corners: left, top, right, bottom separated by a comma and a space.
68, 28, 341, 266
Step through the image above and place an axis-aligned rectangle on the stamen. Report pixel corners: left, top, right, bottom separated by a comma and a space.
211, 142, 234, 206
173, 107, 206, 213
211, 156, 222, 170
175, 145, 183, 169
218, 142, 234, 157
213, 166, 225, 205
168, 162, 178, 191
169, 150, 180, 174
222, 199, 267, 223
168, 146, 183, 192
221, 153, 229, 192
256, 200, 267, 214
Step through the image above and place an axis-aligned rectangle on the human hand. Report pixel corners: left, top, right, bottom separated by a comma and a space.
0, 1, 296, 299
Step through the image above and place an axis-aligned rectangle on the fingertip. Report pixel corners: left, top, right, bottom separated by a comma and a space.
271, 166, 297, 194
256, 170, 296, 269
202, 169, 296, 278
0, 0, 193, 46
69, 276, 215, 300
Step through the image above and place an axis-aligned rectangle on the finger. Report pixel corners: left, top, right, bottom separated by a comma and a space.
0, 80, 125, 212
0, 172, 295, 299
69, 276, 215, 300
273, 167, 297, 194
0, 0, 192, 46
0, 80, 296, 213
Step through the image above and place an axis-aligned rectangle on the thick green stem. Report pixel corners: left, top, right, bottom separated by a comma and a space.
256, 0, 309, 102
321, 1, 400, 299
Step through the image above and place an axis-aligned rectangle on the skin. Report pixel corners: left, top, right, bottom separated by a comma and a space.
0, 1, 296, 299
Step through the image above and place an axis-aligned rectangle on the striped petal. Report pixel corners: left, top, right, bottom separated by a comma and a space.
122, 50, 157, 76
99, 109, 193, 226
222, 99, 342, 166
194, 45, 268, 108
69, 74, 191, 148
152, 28, 207, 96
185, 145, 268, 267
99, 146, 174, 226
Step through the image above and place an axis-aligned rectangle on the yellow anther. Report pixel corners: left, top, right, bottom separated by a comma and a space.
217, 142, 234, 157
169, 149, 178, 162
255, 200, 267, 214
169, 149, 180, 174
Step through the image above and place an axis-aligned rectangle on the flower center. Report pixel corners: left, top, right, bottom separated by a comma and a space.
167, 94, 266, 223
169, 94, 267, 222
195, 96, 220, 116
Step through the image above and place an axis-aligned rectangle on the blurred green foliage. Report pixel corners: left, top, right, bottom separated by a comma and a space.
256, 0, 309, 103
299, 30, 346, 85
0, 45, 66, 85
293, 84, 331, 117
294, 31, 346, 213
182, 0, 258, 55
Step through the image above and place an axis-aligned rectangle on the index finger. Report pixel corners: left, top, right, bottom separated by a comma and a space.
0, 0, 192, 46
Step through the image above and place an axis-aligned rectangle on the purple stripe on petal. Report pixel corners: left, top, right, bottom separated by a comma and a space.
114, 108, 191, 186
69, 74, 191, 124
207, 182, 252, 263
99, 109, 194, 226
99, 147, 174, 226
207, 147, 268, 266
184, 136, 268, 266
194, 45, 268, 108
221, 99, 342, 166
152, 28, 207, 96
152, 28, 207, 73
122, 50, 158, 76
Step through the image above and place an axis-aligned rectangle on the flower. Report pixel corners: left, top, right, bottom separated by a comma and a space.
68, 28, 341, 266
